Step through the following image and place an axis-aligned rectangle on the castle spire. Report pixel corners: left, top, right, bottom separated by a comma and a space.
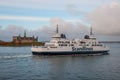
56, 24, 59, 34
33, 35, 34, 38
24, 30, 26, 37
19, 34, 21, 37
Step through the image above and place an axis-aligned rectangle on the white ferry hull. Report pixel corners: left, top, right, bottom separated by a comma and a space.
31, 47, 109, 55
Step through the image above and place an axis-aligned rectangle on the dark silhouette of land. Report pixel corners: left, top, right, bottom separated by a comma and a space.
0, 41, 44, 47
0, 31, 44, 47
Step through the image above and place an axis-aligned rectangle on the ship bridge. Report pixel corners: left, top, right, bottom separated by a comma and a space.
52, 25, 66, 40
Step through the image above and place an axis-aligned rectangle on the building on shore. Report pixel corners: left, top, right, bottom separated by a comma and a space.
13, 31, 38, 43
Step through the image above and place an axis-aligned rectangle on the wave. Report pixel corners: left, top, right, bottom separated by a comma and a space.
0, 54, 32, 59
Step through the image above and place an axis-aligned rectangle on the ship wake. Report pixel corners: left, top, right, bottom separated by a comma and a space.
0, 54, 32, 59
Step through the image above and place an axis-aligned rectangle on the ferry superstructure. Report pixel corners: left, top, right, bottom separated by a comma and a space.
31, 26, 110, 55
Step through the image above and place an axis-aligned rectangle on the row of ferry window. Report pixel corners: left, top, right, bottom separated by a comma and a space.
57, 41, 76, 44
89, 42, 103, 46
59, 44, 74, 46
59, 44, 102, 46
86, 44, 103, 46
57, 41, 95, 44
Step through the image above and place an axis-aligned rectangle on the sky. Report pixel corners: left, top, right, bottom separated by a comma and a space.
0, 0, 120, 41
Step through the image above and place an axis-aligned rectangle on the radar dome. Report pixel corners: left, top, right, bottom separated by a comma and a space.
84, 35, 89, 39
61, 33, 66, 39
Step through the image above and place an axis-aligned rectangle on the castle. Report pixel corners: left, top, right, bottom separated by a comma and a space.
13, 31, 38, 43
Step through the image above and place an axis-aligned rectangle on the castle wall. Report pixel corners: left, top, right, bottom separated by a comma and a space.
13, 36, 38, 43
13, 31, 38, 43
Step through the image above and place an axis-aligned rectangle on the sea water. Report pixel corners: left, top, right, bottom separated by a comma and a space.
0, 43, 120, 80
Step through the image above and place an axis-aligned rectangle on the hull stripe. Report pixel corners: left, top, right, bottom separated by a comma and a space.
32, 51, 109, 55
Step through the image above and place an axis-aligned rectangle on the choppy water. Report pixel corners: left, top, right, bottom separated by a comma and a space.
0, 43, 120, 80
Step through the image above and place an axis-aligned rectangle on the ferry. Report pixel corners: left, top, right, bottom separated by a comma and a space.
31, 25, 110, 55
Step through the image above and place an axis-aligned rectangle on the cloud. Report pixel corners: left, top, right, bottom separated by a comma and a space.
87, 2, 120, 36
0, 15, 50, 21
34, 18, 89, 41
0, 18, 89, 41
49, 18, 89, 38
0, 25, 25, 41
1, 1, 120, 41
0, 0, 118, 10
64, 1, 120, 18
0, 0, 66, 10
0, 15, 83, 24
1, 17, 120, 41
65, 4, 84, 16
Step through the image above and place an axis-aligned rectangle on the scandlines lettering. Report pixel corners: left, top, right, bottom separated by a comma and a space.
72, 47, 93, 51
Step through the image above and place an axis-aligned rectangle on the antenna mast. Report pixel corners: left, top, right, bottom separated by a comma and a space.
90, 27, 93, 35
56, 24, 59, 34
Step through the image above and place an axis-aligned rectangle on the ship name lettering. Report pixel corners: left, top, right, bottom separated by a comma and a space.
72, 47, 93, 51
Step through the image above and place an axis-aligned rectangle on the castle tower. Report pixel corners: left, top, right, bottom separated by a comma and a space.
33, 35, 34, 39
36, 36, 38, 41
19, 34, 21, 37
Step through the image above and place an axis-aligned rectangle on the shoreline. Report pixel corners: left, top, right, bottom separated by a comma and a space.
0, 42, 44, 47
